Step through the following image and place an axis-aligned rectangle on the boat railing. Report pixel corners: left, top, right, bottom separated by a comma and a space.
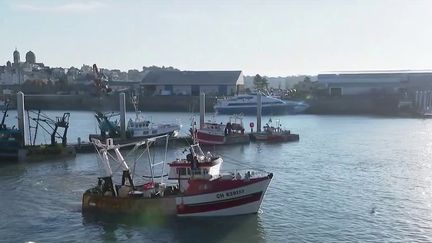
229, 169, 271, 180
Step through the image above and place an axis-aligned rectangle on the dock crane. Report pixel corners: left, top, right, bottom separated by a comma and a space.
93, 64, 112, 95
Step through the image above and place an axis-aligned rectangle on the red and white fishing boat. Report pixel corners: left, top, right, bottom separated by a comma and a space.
194, 114, 250, 145
82, 135, 273, 217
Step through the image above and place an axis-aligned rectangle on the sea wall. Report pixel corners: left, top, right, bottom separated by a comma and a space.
307, 95, 400, 115
6, 93, 400, 115
11, 94, 217, 112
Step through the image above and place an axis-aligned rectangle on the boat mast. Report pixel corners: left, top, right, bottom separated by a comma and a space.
160, 135, 169, 184
0, 101, 9, 128
132, 95, 139, 120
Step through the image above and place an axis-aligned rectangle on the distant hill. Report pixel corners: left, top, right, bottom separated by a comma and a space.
244, 75, 317, 90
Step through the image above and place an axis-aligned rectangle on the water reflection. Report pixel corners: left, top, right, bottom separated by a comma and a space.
82, 211, 265, 243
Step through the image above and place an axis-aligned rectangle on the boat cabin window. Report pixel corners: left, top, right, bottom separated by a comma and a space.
191, 168, 209, 176
177, 168, 192, 176
177, 168, 187, 176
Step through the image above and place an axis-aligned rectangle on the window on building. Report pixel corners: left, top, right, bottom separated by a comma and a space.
330, 87, 342, 97
191, 85, 200, 96
218, 85, 227, 95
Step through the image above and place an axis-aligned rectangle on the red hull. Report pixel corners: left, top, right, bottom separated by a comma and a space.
196, 131, 225, 145
177, 192, 263, 214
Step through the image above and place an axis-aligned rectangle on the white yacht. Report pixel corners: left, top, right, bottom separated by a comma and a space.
214, 93, 309, 115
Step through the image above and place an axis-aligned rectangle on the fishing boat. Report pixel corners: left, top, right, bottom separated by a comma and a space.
127, 96, 181, 138
251, 119, 299, 142
214, 93, 309, 115
82, 135, 273, 217
193, 114, 250, 145
0, 103, 21, 160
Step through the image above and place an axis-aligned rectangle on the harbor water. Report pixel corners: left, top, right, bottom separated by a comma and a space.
1, 111, 432, 242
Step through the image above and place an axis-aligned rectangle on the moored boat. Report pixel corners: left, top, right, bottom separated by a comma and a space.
82, 135, 273, 217
127, 96, 181, 138
194, 114, 250, 145
251, 119, 299, 142
0, 102, 22, 161
214, 93, 309, 115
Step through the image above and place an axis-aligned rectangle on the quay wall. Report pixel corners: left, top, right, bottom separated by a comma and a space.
10, 94, 217, 112
6, 93, 400, 115
307, 95, 400, 115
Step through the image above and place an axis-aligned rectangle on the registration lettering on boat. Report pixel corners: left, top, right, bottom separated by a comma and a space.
217, 189, 245, 199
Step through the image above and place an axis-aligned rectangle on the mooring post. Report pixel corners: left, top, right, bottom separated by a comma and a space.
17, 91, 28, 147
200, 93, 205, 129
119, 92, 126, 139
429, 91, 432, 109
419, 91, 424, 111
428, 91, 432, 109
257, 92, 262, 133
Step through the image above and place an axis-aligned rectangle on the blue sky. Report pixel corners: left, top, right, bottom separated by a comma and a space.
1, 0, 432, 76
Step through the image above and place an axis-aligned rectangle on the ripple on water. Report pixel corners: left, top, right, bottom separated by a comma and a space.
2, 114, 432, 242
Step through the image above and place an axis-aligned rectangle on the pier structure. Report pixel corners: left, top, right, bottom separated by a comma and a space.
15, 92, 76, 161
249, 91, 299, 143
414, 90, 432, 113
415, 91, 420, 108
16, 91, 28, 147
119, 92, 126, 139
200, 93, 205, 129
257, 92, 262, 133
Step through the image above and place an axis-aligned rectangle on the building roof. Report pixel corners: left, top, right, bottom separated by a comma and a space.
318, 71, 432, 84
141, 70, 243, 85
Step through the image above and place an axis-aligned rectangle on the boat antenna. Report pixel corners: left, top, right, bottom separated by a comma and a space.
190, 116, 198, 145
131, 94, 139, 120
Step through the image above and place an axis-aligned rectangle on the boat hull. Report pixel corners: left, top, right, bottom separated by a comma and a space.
82, 173, 272, 217
82, 192, 178, 215
128, 128, 179, 139
196, 131, 250, 145
176, 175, 272, 217
196, 130, 225, 145
252, 132, 299, 142
215, 104, 308, 115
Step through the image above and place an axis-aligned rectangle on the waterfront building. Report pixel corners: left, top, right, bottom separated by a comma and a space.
318, 71, 432, 96
140, 70, 244, 96
25, 51, 36, 64
13, 49, 20, 65
0, 49, 49, 85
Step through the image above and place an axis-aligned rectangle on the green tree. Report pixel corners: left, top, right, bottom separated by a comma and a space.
253, 74, 268, 91
58, 75, 69, 91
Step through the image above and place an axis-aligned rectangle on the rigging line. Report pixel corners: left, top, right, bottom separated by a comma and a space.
223, 157, 287, 172
26, 110, 32, 145
130, 144, 151, 180
93, 144, 108, 177
161, 135, 169, 184
217, 153, 267, 172
142, 174, 168, 179
178, 130, 194, 147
